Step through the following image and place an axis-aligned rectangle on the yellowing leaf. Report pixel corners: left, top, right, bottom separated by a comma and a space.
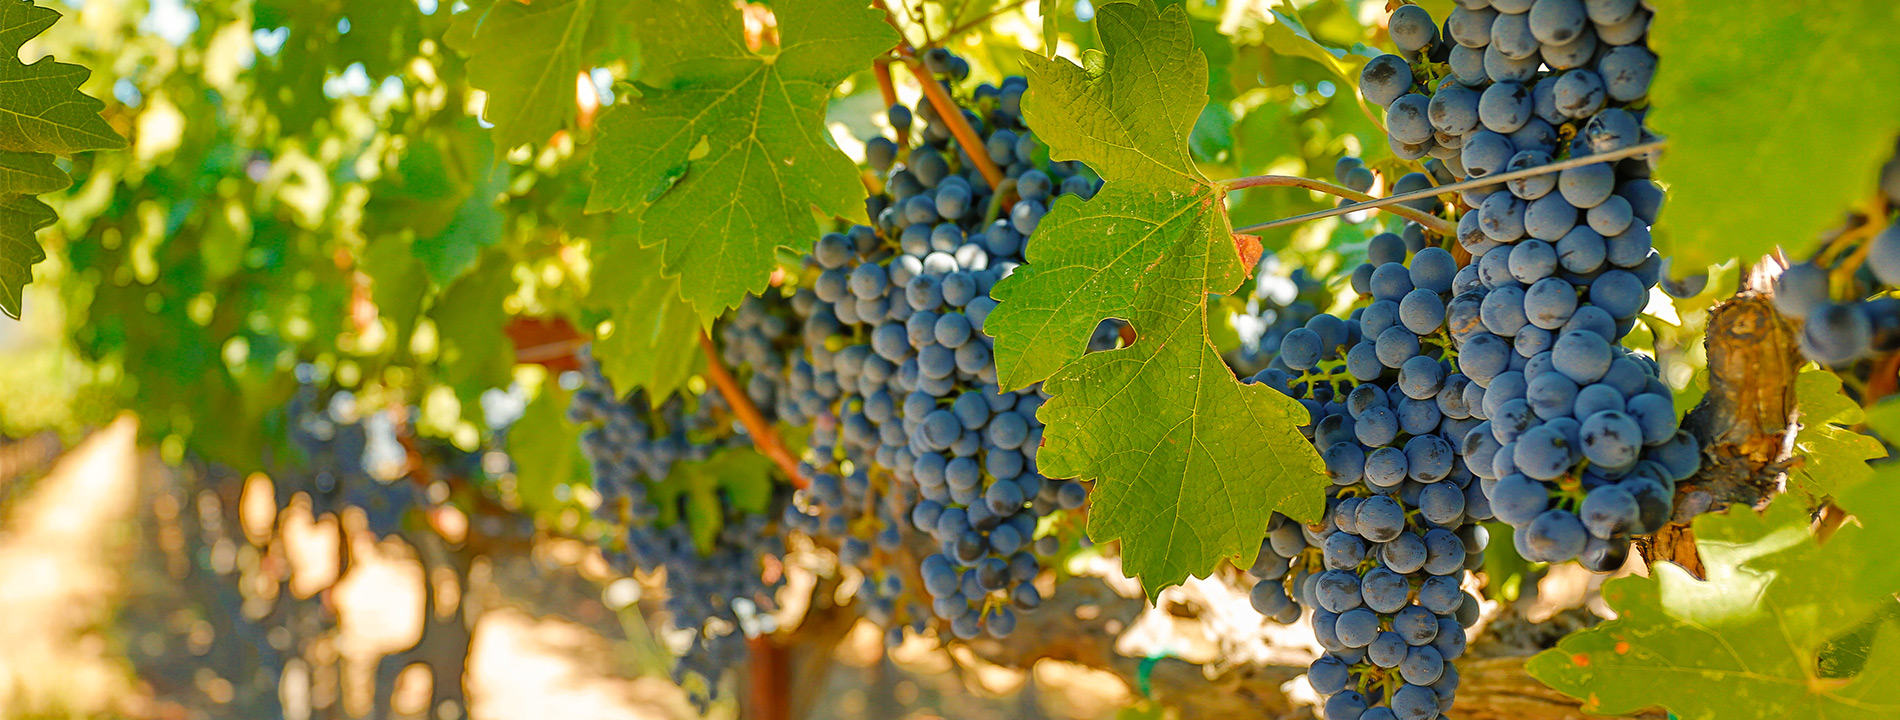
987, 0, 1325, 596
587, 0, 898, 324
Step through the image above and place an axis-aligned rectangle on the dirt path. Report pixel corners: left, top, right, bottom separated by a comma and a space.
0, 416, 147, 718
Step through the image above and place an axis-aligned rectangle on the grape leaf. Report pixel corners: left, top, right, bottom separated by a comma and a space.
586, 216, 702, 400
587, 0, 898, 324
0, 0, 127, 318
360, 233, 431, 343
1646, 0, 1900, 272
1787, 368, 1886, 498
508, 376, 586, 516
450, 0, 624, 151
431, 249, 518, 420
1255, 6, 1371, 86
987, 0, 1326, 596
649, 446, 775, 556
1528, 468, 1900, 720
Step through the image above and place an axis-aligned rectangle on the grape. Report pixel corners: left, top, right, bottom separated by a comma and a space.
1772, 262, 1830, 320
1490, 11, 1538, 59
1586, 195, 1634, 235
1478, 81, 1533, 133
1478, 192, 1527, 242
1541, 25, 1598, 70
1448, 43, 1489, 86
1462, 130, 1515, 178
1801, 303, 1873, 364
1585, 0, 1637, 24
1448, 5, 1497, 47
1583, 108, 1641, 153
1527, 0, 1586, 44
1411, 248, 1459, 293
1558, 161, 1616, 208
1400, 289, 1448, 334
1524, 509, 1588, 562
1361, 54, 1415, 107
1598, 45, 1657, 101
1505, 149, 1556, 199
1524, 194, 1578, 241
1389, 4, 1440, 52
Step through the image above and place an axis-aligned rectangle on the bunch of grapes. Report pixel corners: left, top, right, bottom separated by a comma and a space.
1361, 0, 1701, 574
772, 50, 1105, 645
1241, 230, 1484, 720
1774, 139, 1900, 365
568, 351, 788, 698
283, 380, 425, 535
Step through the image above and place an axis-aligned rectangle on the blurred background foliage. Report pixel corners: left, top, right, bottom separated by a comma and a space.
0, 0, 1732, 717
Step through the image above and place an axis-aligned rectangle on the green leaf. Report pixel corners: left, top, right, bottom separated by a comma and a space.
360, 234, 432, 348
1528, 470, 1900, 720
585, 216, 702, 400
431, 249, 518, 420
1647, 0, 1900, 271
0, 194, 53, 318
587, 0, 898, 324
508, 376, 587, 515
1787, 368, 1886, 498
451, 0, 620, 151
1256, 5, 1369, 86
649, 446, 775, 555
988, 0, 1325, 596
0, 0, 126, 318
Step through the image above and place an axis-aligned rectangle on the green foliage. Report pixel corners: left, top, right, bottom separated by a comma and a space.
0, 0, 125, 318
988, 0, 1325, 595
508, 376, 587, 514
586, 0, 898, 325
650, 446, 775, 555
450, 0, 630, 152
1787, 368, 1885, 498
432, 249, 519, 422
1647, 0, 1900, 272
1528, 466, 1900, 719
585, 218, 701, 400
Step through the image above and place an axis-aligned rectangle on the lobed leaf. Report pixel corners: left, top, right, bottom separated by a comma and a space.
988, 0, 1325, 596
588, 0, 898, 325
0, 0, 126, 318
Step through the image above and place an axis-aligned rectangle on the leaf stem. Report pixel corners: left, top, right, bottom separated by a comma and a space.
1221, 174, 1457, 235
697, 331, 807, 489
1230, 140, 1668, 235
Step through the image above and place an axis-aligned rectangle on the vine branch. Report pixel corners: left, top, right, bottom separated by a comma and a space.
898, 49, 1008, 191
697, 331, 807, 488
1222, 174, 1458, 235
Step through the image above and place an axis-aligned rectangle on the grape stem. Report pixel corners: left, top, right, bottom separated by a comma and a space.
872, 58, 909, 148
898, 49, 1008, 191
1221, 174, 1457, 235
1229, 140, 1670, 235
874, 1, 1009, 192
696, 331, 808, 489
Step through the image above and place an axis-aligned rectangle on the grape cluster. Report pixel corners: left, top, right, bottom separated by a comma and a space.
568, 351, 788, 697
779, 51, 1101, 645
1361, 0, 1701, 572
1774, 139, 1900, 365
284, 381, 426, 535
1242, 230, 1484, 720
